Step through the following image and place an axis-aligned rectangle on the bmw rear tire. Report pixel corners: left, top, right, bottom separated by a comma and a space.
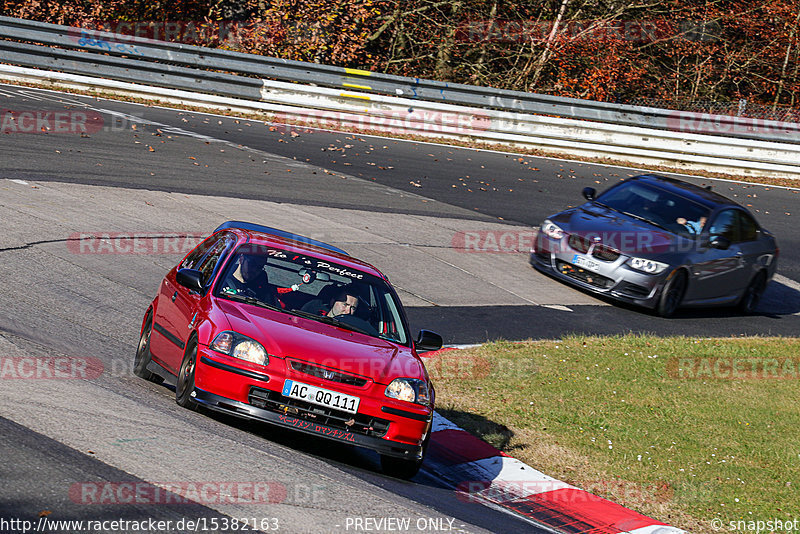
737, 271, 767, 315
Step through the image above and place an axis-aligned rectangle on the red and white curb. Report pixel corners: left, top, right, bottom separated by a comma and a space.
423, 348, 685, 534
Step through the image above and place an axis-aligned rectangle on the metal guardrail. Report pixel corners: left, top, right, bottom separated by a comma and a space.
0, 39, 264, 100
2, 15, 800, 145
4, 62, 799, 180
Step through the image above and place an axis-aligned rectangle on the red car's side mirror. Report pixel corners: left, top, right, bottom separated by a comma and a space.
176, 268, 204, 291
416, 330, 443, 352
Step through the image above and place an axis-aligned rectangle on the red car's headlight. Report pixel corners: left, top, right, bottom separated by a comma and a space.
385, 378, 431, 406
210, 331, 269, 366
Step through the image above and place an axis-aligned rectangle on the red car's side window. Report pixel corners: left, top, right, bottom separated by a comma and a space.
197, 238, 230, 281
180, 233, 237, 287
181, 236, 219, 270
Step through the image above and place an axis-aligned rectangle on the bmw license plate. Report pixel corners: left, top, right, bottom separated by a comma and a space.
572, 254, 600, 272
282, 380, 360, 414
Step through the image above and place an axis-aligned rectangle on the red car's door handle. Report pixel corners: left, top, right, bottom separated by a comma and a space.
172, 291, 178, 302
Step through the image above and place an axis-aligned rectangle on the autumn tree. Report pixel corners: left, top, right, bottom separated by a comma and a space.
2, 0, 798, 111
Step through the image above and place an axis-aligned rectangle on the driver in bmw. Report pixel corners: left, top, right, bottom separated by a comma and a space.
676, 215, 708, 235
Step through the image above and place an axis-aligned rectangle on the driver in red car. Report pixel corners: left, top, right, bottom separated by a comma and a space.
219, 253, 280, 307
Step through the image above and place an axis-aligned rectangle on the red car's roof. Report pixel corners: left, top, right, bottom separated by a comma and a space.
225, 228, 387, 280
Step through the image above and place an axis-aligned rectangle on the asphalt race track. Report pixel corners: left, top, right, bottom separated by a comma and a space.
1, 83, 798, 532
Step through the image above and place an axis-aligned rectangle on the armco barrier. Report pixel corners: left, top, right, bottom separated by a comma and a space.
3, 62, 800, 180
2, 16, 800, 178
2, 16, 799, 146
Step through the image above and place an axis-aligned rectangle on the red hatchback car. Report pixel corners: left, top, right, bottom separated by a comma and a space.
134, 221, 443, 478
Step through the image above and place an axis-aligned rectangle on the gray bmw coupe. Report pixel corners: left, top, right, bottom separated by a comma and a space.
530, 174, 778, 317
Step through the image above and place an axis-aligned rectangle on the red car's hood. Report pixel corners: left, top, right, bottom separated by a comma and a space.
216, 300, 423, 383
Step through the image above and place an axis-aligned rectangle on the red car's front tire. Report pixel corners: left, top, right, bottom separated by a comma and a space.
176, 338, 199, 410
380, 427, 430, 479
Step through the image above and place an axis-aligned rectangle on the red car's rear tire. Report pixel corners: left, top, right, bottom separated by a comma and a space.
133, 312, 162, 383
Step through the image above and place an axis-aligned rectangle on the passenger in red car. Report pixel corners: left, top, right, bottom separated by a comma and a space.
328, 290, 358, 317
219, 253, 279, 307
301, 288, 358, 317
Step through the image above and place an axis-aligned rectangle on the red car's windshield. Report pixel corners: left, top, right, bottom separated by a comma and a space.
215, 244, 410, 345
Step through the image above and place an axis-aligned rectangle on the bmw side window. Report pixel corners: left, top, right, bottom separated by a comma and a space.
737, 211, 758, 242
708, 210, 739, 243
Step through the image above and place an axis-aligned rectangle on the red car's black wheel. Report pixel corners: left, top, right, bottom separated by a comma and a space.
176, 339, 198, 410
133, 312, 162, 383
380, 428, 430, 480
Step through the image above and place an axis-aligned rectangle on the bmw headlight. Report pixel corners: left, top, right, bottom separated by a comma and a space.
628, 257, 668, 274
541, 220, 565, 240
385, 378, 431, 406
210, 331, 268, 366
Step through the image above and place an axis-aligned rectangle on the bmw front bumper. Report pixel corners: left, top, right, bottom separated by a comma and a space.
530, 233, 670, 309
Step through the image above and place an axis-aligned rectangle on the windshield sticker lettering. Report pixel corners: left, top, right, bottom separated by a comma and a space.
315, 261, 363, 280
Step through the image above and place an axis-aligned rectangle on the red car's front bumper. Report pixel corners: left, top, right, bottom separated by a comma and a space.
192, 347, 432, 460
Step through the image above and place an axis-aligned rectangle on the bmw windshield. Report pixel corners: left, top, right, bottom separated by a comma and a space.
595, 181, 711, 239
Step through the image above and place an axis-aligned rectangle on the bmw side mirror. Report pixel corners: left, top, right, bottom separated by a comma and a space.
582, 187, 596, 201
176, 268, 204, 291
416, 330, 443, 352
708, 236, 731, 250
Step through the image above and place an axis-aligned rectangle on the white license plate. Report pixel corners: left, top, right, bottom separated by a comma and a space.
572, 254, 600, 272
282, 380, 360, 414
